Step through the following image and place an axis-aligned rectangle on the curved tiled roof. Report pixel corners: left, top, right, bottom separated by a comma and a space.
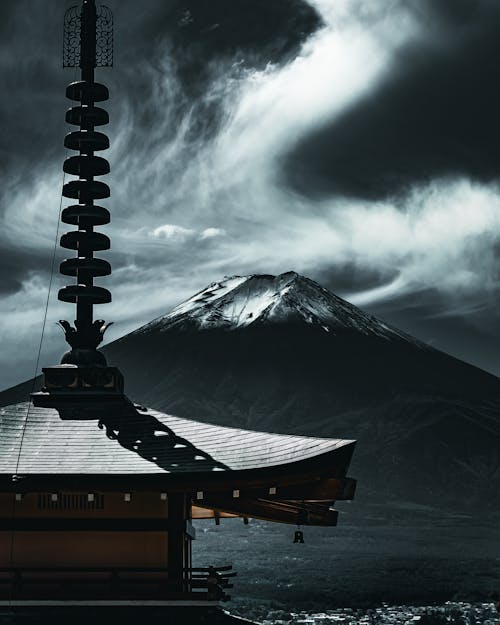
0, 402, 354, 475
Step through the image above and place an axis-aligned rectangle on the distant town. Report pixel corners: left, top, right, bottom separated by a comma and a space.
261, 602, 499, 625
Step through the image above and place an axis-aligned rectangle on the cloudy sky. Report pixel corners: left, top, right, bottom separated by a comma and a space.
1, 0, 500, 389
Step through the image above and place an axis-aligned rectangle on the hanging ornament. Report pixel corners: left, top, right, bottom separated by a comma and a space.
293, 504, 308, 543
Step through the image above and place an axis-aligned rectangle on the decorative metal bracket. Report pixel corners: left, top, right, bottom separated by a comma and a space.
96, 6, 113, 67
63, 4, 113, 68
63, 6, 80, 68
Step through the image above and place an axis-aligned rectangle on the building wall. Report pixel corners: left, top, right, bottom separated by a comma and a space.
0, 491, 176, 569
0, 491, 193, 599
0, 491, 168, 519
0, 531, 168, 567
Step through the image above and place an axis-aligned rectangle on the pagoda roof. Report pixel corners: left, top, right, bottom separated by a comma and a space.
0, 401, 355, 479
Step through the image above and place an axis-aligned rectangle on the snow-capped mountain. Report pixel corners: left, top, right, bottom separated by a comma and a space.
2, 272, 500, 514
135, 272, 422, 346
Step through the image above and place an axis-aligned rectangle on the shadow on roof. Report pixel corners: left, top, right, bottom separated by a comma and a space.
57, 402, 229, 473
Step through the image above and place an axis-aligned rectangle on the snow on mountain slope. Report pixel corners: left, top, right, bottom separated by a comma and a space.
133, 271, 424, 346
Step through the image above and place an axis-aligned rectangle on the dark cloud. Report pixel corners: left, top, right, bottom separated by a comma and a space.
0, 3, 64, 178
0, 245, 52, 295
283, 0, 500, 200
0, 258, 26, 295
171, 0, 321, 104
314, 263, 398, 296
134, 0, 321, 87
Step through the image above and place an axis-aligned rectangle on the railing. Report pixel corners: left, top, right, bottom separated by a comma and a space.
188, 566, 236, 602
0, 565, 236, 602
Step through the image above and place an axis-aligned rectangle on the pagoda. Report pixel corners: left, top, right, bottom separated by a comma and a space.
0, 0, 356, 618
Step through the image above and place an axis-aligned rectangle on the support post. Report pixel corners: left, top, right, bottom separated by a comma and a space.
167, 493, 187, 594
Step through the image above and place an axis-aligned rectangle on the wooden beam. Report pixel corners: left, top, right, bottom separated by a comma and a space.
191, 507, 238, 520
195, 497, 338, 526
167, 493, 186, 591
0, 519, 170, 531
192, 477, 356, 503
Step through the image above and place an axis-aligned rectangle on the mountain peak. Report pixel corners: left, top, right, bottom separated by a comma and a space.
134, 272, 422, 345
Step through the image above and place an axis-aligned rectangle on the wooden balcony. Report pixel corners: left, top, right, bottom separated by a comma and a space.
0, 565, 236, 603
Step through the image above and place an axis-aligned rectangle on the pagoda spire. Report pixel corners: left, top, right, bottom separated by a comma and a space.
58, 0, 113, 367
32, 1, 124, 412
